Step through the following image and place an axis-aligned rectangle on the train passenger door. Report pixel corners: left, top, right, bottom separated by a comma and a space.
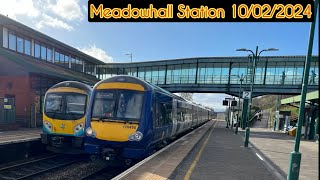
170, 99, 178, 137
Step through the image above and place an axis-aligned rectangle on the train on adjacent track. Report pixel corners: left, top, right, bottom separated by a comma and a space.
40, 81, 92, 154
84, 75, 215, 164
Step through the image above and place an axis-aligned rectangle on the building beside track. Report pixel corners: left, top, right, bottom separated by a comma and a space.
0, 15, 104, 129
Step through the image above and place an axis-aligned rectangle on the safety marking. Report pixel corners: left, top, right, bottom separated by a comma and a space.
183, 120, 218, 180
255, 153, 264, 161
112, 121, 212, 180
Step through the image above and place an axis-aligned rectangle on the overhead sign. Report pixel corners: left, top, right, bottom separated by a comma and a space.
242, 91, 251, 99
222, 100, 228, 106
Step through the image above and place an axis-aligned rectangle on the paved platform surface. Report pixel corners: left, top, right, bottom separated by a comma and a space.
113, 120, 215, 180
171, 120, 275, 180
239, 127, 318, 180
0, 128, 41, 145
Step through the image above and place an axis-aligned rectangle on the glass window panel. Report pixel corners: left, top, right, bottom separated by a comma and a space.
9, 33, 16, 51
17, 37, 23, 53
265, 62, 277, 84
138, 67, 145, 79
34, 43, 40, 58
47, 48, 52, 61
158, 66, 166, 84
145, 67, 152, 82
41, 45, 46, 60
60, 53, 65, 65
55, 51, 60, 63
24, 39, 31, 55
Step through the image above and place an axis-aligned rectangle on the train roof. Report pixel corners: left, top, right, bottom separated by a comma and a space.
96, 75, 210, 109
50, 81, 92, 94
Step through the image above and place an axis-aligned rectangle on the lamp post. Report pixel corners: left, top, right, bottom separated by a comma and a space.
287, 0, 318, 179
236, 47, 279, 147
125, 53, 133, 63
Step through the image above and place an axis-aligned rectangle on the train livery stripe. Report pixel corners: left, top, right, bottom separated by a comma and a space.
91, 121, 139, 142
43, 114, 85, 135
47, 87, 87, 94
96, 82, 145, 91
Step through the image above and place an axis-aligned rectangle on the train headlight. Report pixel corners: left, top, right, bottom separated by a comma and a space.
85, 127, 96, 138
74, 123, 84, 134
44, 121, 52, 132
128, 131, 143, 141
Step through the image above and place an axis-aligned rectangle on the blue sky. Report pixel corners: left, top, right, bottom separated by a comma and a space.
0, 0, 318, 111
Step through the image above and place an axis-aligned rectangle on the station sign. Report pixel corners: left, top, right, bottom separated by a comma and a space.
4, 105, 12, 109
242, 91, 251, 99
222, 100, 228, 106
3, 98, 8, 103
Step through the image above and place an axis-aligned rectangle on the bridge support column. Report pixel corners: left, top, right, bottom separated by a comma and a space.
241, 98, 249, 129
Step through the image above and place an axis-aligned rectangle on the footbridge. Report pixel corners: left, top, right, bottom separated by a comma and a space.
96, 55, 319, 97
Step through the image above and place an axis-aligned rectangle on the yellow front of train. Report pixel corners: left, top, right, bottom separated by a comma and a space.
41, 81, 91, 154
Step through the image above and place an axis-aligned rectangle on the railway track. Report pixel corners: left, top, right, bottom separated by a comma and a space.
0, 154, 82, 180
79, 165, 127, 180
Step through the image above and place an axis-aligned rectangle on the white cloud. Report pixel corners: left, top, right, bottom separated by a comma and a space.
0, 0, 85, 31
193, 93, 230, 112
48, 0, 84, 21
36, 14, 73, 31
78, 44, 113, 63
0, 0, 39, 19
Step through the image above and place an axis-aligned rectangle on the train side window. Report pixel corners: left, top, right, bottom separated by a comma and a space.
154, 102, 160, 127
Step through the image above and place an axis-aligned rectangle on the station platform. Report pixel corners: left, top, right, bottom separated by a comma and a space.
113, 119, 318, 180
0, 128, 41, 145
238, 127, 318, 180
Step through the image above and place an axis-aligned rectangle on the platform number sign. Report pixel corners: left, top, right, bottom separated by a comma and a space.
242, 91, 251, 99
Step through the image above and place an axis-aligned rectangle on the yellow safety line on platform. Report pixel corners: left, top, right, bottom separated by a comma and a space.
184, 120, 217, 180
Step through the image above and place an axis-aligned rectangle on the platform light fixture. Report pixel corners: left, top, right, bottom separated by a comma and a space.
236, 46, 279, 148
125, 53, 133, 63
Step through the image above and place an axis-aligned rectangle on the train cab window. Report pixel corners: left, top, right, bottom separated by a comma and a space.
45, 94, 63, 113
65, 94, 86, 115
92, 91, 116, 118
116, 92, 143, 119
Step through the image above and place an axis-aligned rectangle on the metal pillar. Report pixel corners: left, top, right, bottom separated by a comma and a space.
287, 0, 318, 179
226, 100, 231, 128
242, 98, 249, 129
276, 95, 281, 131
235, 79, 243, 134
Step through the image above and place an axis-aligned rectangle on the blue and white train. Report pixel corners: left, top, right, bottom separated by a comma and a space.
84, 75, 214, 164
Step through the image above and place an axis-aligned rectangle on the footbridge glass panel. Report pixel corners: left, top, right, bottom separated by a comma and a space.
96, 56, 318, 88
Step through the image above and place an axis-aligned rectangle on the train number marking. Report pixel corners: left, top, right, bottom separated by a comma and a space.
123, 125, 137, 129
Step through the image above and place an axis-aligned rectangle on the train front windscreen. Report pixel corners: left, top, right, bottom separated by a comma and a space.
44, 92, 87, 120
91, 90, 144, 122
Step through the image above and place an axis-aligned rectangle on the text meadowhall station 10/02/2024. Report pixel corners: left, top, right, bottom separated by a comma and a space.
88, 0, 315, 22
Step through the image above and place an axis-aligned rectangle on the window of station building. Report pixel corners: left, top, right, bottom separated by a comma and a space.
76, 59, 83, 72
8, 33, 16, 51
47, 48, 52, 62
60, 53, 65, 66
85, 63, 95, 75
55, 51, 60, 64
17, 37, 23, 53
24, 39, 31, 55
34, 42, 40, 58
64, 55, 70, 68
71, 57, 76, 70
41, 45, 47, 60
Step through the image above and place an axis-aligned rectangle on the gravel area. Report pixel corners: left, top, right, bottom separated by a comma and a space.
31, 158, 115, 180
